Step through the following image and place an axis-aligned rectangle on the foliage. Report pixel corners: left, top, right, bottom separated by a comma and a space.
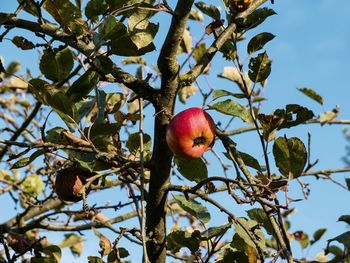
0, 0, 349, 262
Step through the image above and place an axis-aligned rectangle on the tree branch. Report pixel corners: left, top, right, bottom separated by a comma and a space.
0, 16, 157, 104
0, 102, 42, 161
146, 1, 195, 262
218, 118, 350, 136
157, 0, 194, 78
181, 0, 269, 85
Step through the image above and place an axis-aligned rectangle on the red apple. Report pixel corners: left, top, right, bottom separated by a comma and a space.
166, 107, 216, 159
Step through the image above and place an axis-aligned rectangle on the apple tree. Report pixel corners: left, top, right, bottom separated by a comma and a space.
0, 0, 350, 262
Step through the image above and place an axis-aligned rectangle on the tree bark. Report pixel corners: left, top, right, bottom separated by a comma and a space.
146, 1, 195, 262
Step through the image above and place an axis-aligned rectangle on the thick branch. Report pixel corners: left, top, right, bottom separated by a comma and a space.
146, 1, 194, 262
157, 0, 195, 78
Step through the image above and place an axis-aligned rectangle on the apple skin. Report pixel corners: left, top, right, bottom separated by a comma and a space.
166, 107, 216, 159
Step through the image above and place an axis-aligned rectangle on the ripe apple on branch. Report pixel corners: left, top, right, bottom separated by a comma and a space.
166, 107, 216, 159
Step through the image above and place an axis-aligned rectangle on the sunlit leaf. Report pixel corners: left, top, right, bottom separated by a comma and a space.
194, 2, 220, 20
11, 149, 46, 169
200, 223, 231, 240
311, 228, 327, 245
85, 0, 108, 21
247, 32, 275, 54
209, 99, 252, 123
66, 70, 99, 102
172, 194, 211, 224
167, 230, 200, 253
12, 36, 35, 50
273, 136, 307, 179
294, 231, 310, 249
21, 174, 44, 198
241, 8, 277, 30
247, 208, 274, 235
174, 157, 208, 183
39, 47, 73, 82
297, 87, 324, 105
43, 245, 62, 262
248, 52, 271, 83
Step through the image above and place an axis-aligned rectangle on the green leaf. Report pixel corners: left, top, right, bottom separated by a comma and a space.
5, 61, 21, 78
339, 215, 350, 225
179, 28, 192, 54
219, 39, 237, 60
345, 178, 350, 190
217, 66, 244, 87
43, 0, 83, 31
84, 123, 120, 151
85, 0, 108, 21
297, 87, 324, 105
126, 132, 152, 157
273, 136, 307, 179
248, 52, 271, 83
241, 8, 277, 30
247, 32, 275, 54
111, 36, 156, 56
209, 99, 252, 123
311, 228, 327, 245
167, 230, 200, 253
43, 245, 62, 263
174, 157, 208, 183
30, 257, 57, 263
107, 8, 158, 56
66, 70, 99, 102
87, 256, 105, 263
118, 247, 129, 258
59, 233, 84, 257
39, 47, 74, 82
294, 231, 310, 249
94, 56, 113, 75
194, 2, 220, 20
121, 57, 146, 65
172, 194, 211, 224
21, 174, 44, 197
129, 23, 159, 51
274, 104, 314, 130
193, 43, 207, 63
178, 85, 198, 104
17, 0, 40, 17
233, 218, 267, 254
238, 152, 262, 171
45, 92, 78, 129
212, 89, 235, 100
12, 36, 35, 50
99, 15, 126, 41
76, 98, 96, 123
93, 89, 105, 124
11, 149, 46, 169
106, 92, 126, 113
189, 9, 204, 23
45, 127, 70, 145
247, 208, 274, 235
200, 223, 231, 240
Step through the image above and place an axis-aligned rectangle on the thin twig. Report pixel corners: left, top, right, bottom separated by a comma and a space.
138, 97, 149, 263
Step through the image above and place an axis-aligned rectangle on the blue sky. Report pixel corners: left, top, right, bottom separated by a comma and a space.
1, 0, 350, 262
